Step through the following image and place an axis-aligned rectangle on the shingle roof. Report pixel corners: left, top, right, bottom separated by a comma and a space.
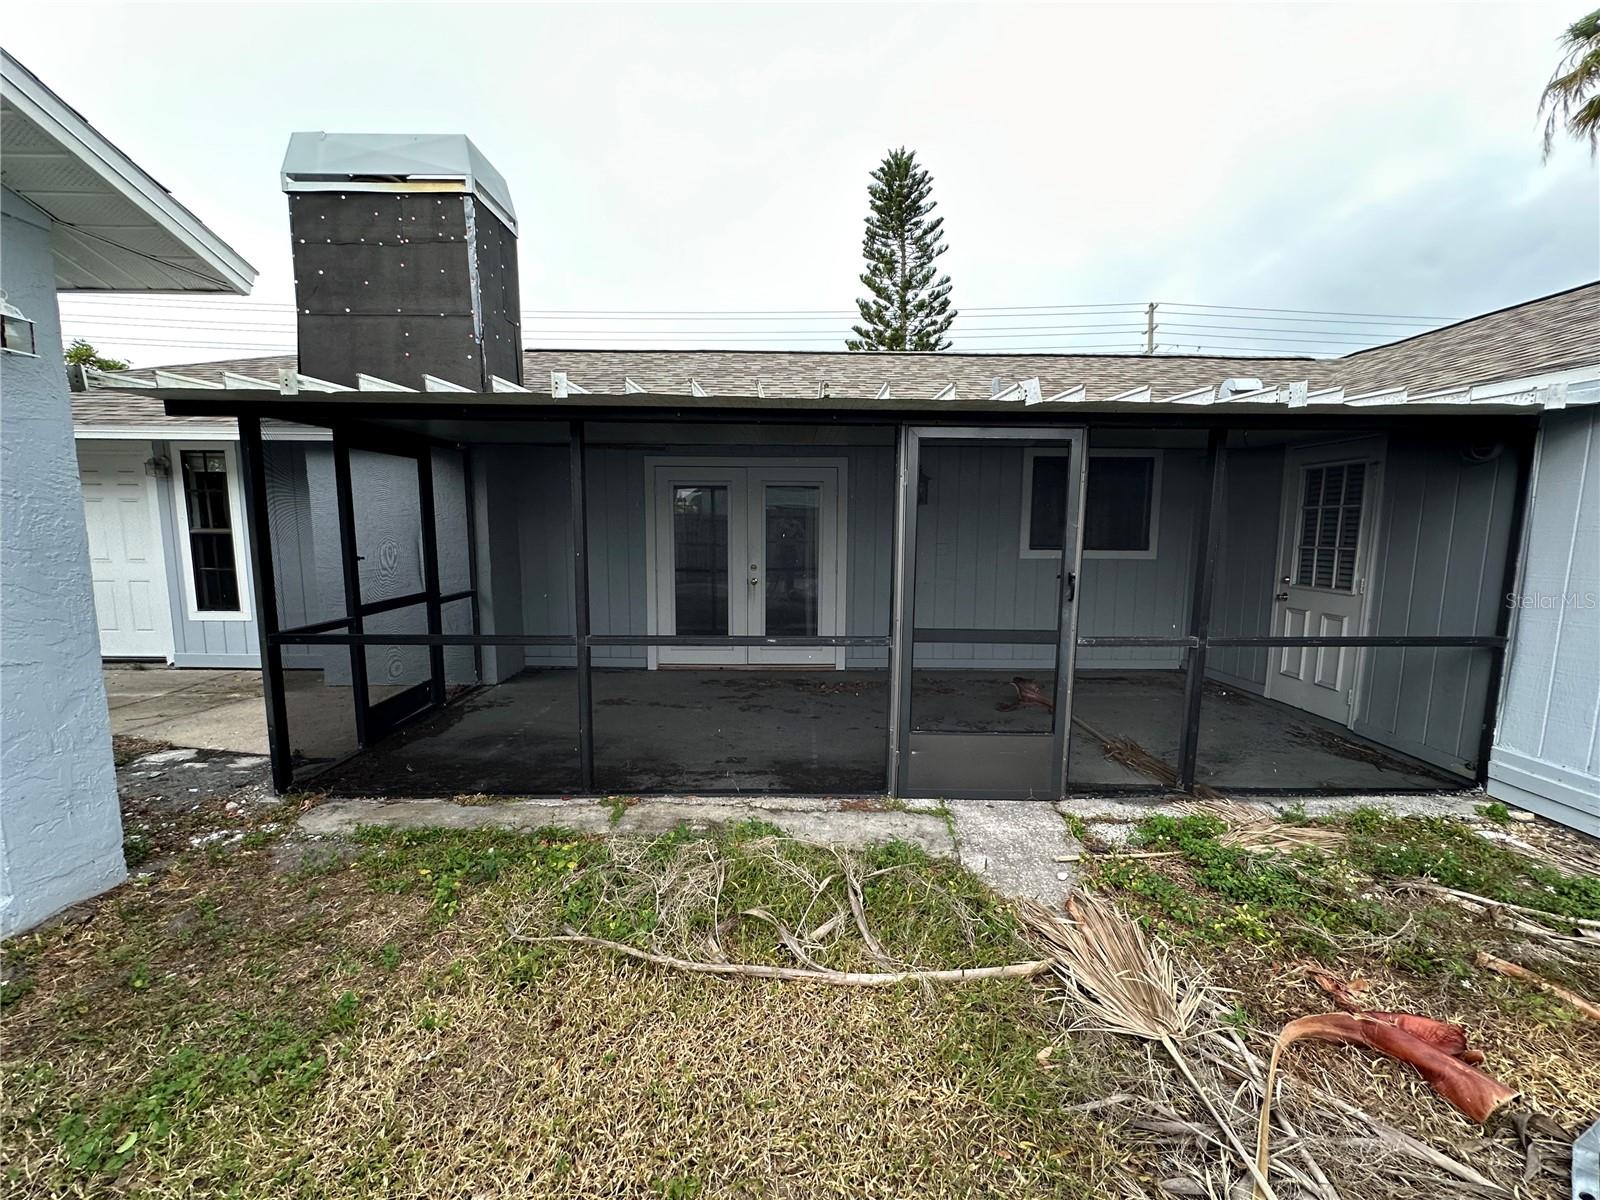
1334, 282, 1599, 393
72, 282, 1599, 429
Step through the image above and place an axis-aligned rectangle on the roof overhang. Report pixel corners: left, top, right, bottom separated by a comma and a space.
151, 362, 1600, 423
0, 50, 256, 293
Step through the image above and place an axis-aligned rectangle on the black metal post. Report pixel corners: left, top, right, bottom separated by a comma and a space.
332, 434, 371, 747
1176, 426, 1229, 793
1475, 429, 1539, 783
416, 448, 446, 707
236, 417, 293, 792
1050, 429, 1090, 798
569, 420, 595, 791
886, 424, 920, 796
461, 448, 484, 682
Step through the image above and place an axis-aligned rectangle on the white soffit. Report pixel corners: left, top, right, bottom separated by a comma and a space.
1, 50, 255, 293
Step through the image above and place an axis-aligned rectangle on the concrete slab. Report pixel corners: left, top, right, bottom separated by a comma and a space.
295, 795, 957, 858
300, 667, 1463, 797
613, 801, 953, 856
104, 667, 267, 755
947, 799, 1078, 907
299, 798, 617, 838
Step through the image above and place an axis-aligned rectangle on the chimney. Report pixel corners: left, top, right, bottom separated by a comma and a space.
281, 132, 522, 391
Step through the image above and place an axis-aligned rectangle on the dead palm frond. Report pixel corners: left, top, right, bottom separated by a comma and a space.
1179, 799, 1348, 856
1016, 893, 1282, 1200
1540, 7, 1600, 158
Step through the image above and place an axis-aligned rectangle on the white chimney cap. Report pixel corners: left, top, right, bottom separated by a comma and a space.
281, 132, 516, 233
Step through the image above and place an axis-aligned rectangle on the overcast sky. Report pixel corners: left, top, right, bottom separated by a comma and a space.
8, 1, 1598, 366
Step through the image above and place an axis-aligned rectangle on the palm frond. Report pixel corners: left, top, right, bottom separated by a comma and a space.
1539, 8, 1600, 157
1017, 893, 1282, 1200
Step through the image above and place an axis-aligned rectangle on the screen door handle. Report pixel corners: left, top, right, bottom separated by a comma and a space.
1064, 571, 1076, 602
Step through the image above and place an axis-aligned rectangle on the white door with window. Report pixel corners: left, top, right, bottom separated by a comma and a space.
1265, 440, 1384, 724
79, 446, 173, 659
647, 459, 846, 668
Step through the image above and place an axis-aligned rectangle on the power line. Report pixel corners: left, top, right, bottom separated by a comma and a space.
1160, 301, 1456, 322
58, 296, 1458, 323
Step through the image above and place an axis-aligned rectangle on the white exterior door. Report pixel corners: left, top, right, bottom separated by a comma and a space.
1265, 440, 1384, 725
648, 459, 845, 668
79, 447, 173, 660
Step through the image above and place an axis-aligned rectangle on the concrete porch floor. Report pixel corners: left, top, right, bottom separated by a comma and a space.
297, 667, 1461, 796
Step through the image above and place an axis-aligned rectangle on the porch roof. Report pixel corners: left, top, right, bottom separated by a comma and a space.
68, 281, 1599, 426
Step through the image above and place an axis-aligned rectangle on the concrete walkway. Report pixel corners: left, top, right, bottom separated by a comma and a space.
105, 667, 266, 755
946, 799, 1078, 906
299, 795, 955, 857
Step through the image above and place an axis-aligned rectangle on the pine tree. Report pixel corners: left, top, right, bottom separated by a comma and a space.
846, 148, 956, 351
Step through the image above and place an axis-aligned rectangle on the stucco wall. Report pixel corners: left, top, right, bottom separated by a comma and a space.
1489, 403, 1600, 834
0, 187, 127, 934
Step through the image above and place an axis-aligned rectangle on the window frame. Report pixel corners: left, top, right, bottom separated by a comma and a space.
1020, 447, 1161, 561
171, 440, 252, 622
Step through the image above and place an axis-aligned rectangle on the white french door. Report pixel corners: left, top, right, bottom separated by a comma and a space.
648, 459, 846, 668
1265, 439, 1385, 725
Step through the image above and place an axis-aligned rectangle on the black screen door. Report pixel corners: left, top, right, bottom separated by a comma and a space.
890, 426, 1086, 799
336, 435, 442, 744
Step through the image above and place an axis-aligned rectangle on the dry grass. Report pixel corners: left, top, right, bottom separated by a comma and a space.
1, 825, 1122, 1200
294, 964, 1091, 1199
6, 794, 1597, 1200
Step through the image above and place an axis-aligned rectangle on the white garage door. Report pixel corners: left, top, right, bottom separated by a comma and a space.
80, 447, 172, 659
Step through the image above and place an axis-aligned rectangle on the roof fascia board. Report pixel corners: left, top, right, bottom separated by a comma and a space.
2, 50, 256, 293
73, 424, 332, 442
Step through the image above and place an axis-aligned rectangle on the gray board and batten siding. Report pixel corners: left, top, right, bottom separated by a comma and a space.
1489, 404, 1600, 834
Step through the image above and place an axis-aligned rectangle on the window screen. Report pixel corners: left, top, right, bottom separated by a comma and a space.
1084, 456, 1155, 553
1026, 452, 1156, 554
1295, 462, 1365, 591
1026, 454, 1073, 552
181, 450, 240, 611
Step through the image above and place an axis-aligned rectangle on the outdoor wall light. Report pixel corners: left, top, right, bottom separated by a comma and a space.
144, 455, 172, 479
0, 292, 38, 357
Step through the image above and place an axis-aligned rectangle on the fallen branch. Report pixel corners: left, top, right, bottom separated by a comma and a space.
1394, 881, 1600, 932
516, 932, 1050, 987
1475, 950, 1600, 1021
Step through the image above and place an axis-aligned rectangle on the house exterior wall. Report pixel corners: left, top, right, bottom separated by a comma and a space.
1197, 433, 1519, 779
263, 441, 475, 687
502, 436, 1200, 671
155, 439, 262, 667
73, 436, 265, 667
1207, 445, 1285, 693
1489, 405, 1600, 834
1353, 433, 1519, 777
0, 187, 127, 934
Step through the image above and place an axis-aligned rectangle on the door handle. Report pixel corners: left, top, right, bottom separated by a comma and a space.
1064, 571, 1076, 602
750, 576, 759, 586
1274, 591, 1289, 602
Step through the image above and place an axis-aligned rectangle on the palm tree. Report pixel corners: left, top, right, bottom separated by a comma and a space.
1539, 8, 1600, 158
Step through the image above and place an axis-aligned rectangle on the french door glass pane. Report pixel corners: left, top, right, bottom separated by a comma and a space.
764, 485, 820, 636
673, 485, 729, 636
